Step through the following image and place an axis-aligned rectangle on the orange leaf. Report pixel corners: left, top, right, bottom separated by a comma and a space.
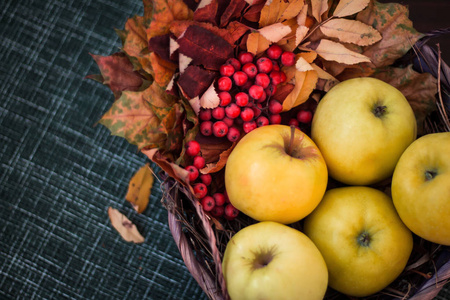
333, 0, 370, 18
150, 52, 177, 87
108, 207, 145, 243
279, 0, 305, 21
125, 163, 154, 213
310, 0, 328, 22
310, 39, 371, 64
246, 32, 271, 55
320, 19, 381, 46
146, 0, 193, 39
200, 142, 236, 174
282, 70, 319, 111
259, 0, 289, 27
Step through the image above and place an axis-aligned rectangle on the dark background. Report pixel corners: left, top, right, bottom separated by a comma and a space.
1, 1, 449, 299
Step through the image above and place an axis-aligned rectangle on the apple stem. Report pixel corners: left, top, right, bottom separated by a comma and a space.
373, 105, 387, 118
287, 126, 295, 156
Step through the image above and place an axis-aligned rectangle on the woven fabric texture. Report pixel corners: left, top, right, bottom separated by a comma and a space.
0, 0, 206, 299
0, 0, 449, 300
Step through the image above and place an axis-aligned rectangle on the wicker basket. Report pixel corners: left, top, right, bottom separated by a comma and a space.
161, 34, 450, 300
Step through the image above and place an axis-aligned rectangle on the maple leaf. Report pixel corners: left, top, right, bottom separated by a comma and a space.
146, 0, 194, 40
372, 65, 438, 135
125, 163, 154, 213
99, 83, 177, 149
356, 0, 424, 68
88, 52, 144, 94
149, 52, 177, 87
177, 25, 233, 70
116, 16, 154, 77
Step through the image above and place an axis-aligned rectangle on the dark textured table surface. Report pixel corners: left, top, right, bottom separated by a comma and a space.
0, 1, 449, 299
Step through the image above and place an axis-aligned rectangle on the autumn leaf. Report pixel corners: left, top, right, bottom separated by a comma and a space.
310, 0, 328, 22
246, 31, 271, 55
282, 70, 319, 111
309, 39, 371, 64
177, 25, 233, 70
116, 16, 153, 76
356, 0, 424, 68
319, 19, 381, 46
259, 23, 292, 43
142, 148, 190, 184
177, 65, 217, 99
193, 0, 218, 25
149, 52, 178, 87
148, 34, 173, 63
311, 63, 340, 91
108, 207, 145, 243
146, 0, 193, 39
125, 163, 154, 213
99, 83, 176, 149
201, 142, 236, 174
88, 53, 144, 93
259, 0, 297, 27
200, 81, 220, 109
333, 0, 370, 18
220, 0, 247, 27
372, 65, 438, 135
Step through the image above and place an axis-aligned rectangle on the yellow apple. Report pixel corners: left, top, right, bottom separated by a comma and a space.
311, 77, 417, 185
222, 221, 328, 300
303, 186, 413, 297
392, 132, 450, 245
225, 125, 328, 224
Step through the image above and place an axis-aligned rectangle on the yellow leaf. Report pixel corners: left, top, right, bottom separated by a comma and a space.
312, 39, 371, 64
310, 0, 328, 22
333, 0, 370, 18
108, 207, 145, 243
320, 19, 381, 46
296, 57, 314, 71
125, 163, 154, 213
259, 23, 292, 43
282, 70, 318, 111
259, 0, 292, 27
246, 32, 271, 55
280, 0, 305, 21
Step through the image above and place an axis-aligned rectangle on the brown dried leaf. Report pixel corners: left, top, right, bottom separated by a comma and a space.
200, 142, 236, 174
142, 148, 190, 184
146, 0, 193, 39
259, 23, 292, 43
108, 207, 145, 243
279, 0, 305, 21
310, 0, 328, 22
356, 0, 424, 68
320, 19, 381, 46
125, 163, 154, 213
194, 0, 218, 25
333, 0, 370, 18
259, 0, 291, 27
220, 0, 247, 27
311, 63, 340, 91
311, 39, 371, 64
150, 52, 178, 87
246, 31, 271, 55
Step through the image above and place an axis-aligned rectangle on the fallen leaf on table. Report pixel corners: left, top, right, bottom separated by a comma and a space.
125, 163, 154, 213
108, 207, 145, 243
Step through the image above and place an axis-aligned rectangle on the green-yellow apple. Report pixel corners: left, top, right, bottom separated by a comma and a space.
222, 221, 328, 300
311, 77, 417, 185
303, 186, 413, 297
392, 132, 450, 245
225, 125, 328, 224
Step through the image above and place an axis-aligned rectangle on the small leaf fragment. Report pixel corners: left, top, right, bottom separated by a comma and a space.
200, 81, 220, 109
125, 163, 154, 213
108, 207, 145, 243
246, 31, 271, 55
333, 0, 370, 18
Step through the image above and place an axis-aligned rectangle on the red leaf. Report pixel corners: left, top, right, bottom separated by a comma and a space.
243, 2, 265, 23
220, 0, 247, 27
89, 52, 143, 93
194, 0, 219, 25
178, 65, 217, 99
148, 34, 175, 63
177, 25, 234, 70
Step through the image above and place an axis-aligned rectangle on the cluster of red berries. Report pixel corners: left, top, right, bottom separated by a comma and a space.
184, 140, 239, 220
198, 44, 297, 142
